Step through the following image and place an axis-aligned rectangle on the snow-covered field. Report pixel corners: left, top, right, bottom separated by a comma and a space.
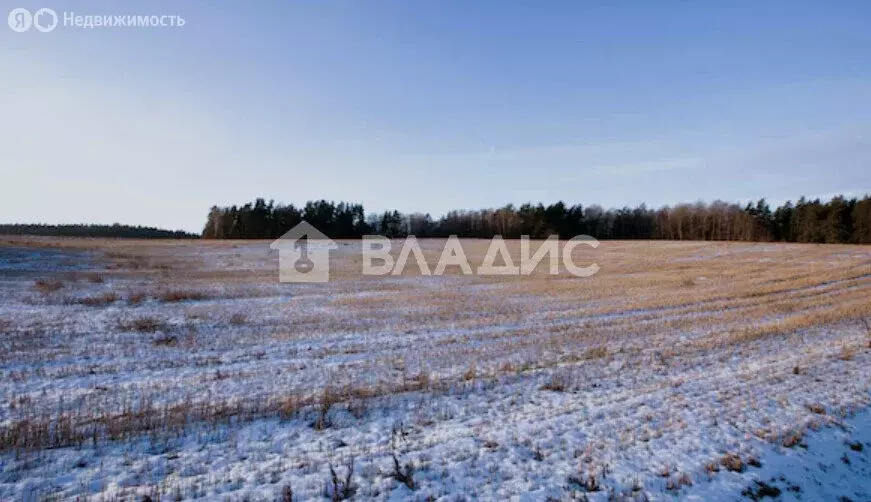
1, 237, 870, 501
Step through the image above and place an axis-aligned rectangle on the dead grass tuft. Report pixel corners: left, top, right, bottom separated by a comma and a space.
462, 362, 477, 381
410, 370, 430, 390
584, 345, 608, 359
666, 472, 693, 491
314, 385, 342, 430
85, 273, 105, 284
327, 458, 356, 501
118, 316, 167, 333
541, 374, 569, 392
781, 430, 804, 448
703, 461, 720, 476
567, 472, 601, 492
805, 403, 826, 415
127, 292, 147, 305
152, 335, 178, 347
719, 453, 744, 472
75, 292, 119, 307
159, 290, 207, 303
33, 279, 63, 293
839, 345, 856, 361
389, 453, 416, 490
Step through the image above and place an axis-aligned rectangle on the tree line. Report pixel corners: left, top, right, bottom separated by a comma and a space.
0, 223, 197, 239
202, 195, 871, 244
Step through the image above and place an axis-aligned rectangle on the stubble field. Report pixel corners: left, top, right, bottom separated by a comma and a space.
1, 237, 870, 501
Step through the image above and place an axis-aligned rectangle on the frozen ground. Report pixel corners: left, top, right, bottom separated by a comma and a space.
0, 238, 870, 501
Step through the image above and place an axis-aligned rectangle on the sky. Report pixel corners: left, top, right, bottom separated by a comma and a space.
1, 1, 870, 233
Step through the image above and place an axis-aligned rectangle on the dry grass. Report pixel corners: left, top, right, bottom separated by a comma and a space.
2, 236, 870, 462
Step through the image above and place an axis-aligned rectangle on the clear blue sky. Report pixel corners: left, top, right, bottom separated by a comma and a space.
2, 1, 870, 232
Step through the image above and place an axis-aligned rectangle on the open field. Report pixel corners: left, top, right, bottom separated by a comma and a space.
1, 237, 871, 501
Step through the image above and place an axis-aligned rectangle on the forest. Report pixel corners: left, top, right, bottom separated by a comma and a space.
202, 195, 871, 244
0, 224, 197, 239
